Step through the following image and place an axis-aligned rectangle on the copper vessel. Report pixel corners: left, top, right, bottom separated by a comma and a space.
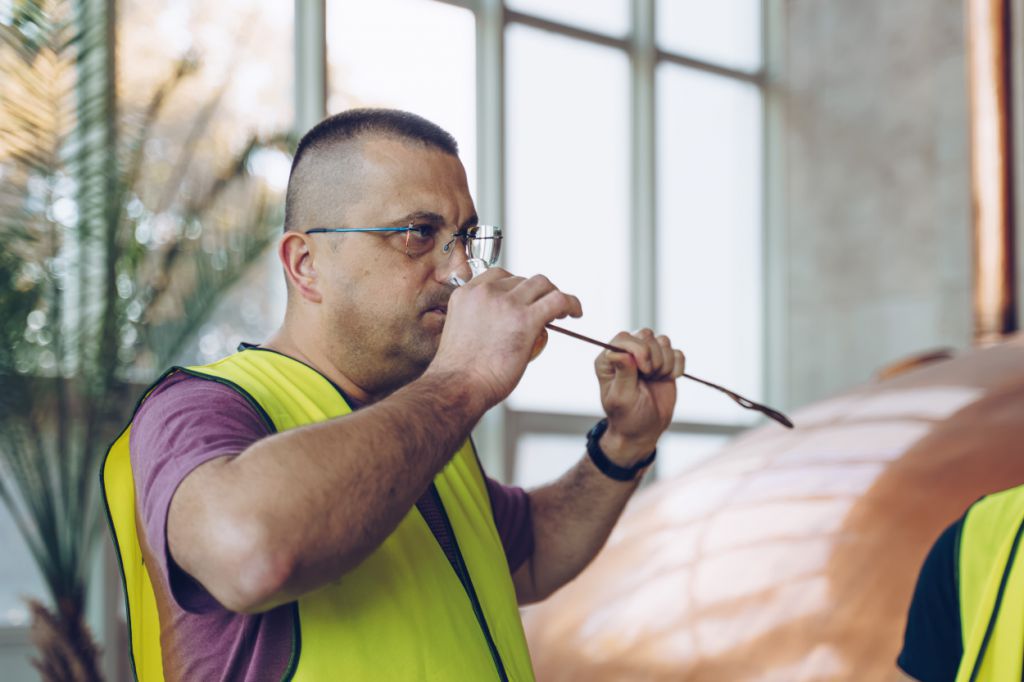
523, 335, 1024, 680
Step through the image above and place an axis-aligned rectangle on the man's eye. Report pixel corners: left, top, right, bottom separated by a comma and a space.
409, 225, 437, 241
403, 225, 436, 254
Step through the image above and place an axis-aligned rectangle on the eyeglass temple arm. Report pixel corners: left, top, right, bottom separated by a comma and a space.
544, 323, 794, 429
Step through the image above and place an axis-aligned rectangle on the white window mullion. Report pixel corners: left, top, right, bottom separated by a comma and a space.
631, 0, 657, 333
473, 0, 509, 479
294, 0, 326, 135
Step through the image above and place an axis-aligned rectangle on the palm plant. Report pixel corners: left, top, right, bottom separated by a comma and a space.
0, 1, 289, 678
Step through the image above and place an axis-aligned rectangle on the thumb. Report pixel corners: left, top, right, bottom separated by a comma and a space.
596, 350, 638, 396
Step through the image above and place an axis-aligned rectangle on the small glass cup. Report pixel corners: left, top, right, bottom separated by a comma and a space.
448, 256, 548, 360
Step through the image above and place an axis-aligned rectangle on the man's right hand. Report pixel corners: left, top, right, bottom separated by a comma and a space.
428, 268, 583, 408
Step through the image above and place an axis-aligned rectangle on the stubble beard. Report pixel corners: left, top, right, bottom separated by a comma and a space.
365, 314, 444, 393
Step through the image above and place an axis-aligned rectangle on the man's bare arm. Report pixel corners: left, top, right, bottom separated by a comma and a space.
509, 329, 679, 602
168, 368, 484, 614
167, 269, 582, 614
512, 445, 646, 604
512, 329, 684, 603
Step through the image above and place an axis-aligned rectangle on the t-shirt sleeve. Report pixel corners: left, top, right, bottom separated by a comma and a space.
897, 516, 964, 682
129, 372, 273, 614
485, 476, 534, 574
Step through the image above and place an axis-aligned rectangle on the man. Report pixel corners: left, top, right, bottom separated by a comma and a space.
898, 483, 1024, 681
102, 108, 686, 680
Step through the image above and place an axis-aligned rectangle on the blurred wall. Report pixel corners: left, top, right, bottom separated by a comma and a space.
771, 0, 973, 409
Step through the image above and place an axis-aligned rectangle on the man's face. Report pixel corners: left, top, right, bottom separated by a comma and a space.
307, 136, 477, 396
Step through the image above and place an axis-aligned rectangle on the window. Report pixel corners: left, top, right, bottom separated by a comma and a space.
502, 2, 766, 485
656, 64, 763, 424
514, 433, 583, 490
326, 0, 477, 195
0, 510, 42, 626
316, 0, 766, 486
505, 0, 630, 37
505, 25, 631, 415
118, 0, 294, 366
656, 0, 763, 73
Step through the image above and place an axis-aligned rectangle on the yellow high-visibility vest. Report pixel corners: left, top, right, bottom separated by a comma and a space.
956, 484, 1024, 681
101, 348, 535, 681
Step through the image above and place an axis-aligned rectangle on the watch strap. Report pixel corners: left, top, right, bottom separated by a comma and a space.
586, 418, 657, 482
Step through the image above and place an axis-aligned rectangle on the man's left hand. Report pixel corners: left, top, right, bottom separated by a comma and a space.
593, 329, 686, 467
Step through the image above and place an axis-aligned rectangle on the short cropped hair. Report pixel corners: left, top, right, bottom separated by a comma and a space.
284, 108, 460, 231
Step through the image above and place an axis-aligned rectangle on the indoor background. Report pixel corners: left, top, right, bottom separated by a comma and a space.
1, 0, 1021, 679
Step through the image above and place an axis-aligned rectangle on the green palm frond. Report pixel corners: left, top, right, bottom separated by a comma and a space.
0, 2, 289, 673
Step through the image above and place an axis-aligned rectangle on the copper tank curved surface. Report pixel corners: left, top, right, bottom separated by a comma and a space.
523, 334, 1024, 681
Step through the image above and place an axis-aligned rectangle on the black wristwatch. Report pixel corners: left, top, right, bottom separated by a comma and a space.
586, 418, 657, 482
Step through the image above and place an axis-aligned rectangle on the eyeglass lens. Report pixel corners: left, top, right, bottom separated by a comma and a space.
464, 224, 501, 266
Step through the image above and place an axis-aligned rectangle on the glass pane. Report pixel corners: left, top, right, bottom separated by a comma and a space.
505, 25, 631, 414
119, 0, 293, 365
0, 507, 43, 626
327, 0, 476, 196
178, 249, 288, 365
513, 434, 583, 489
119, 0, 293, 157
656, 64, 763, 424
506, 0, 630, 38
655, 432, 733, 480
656, 0, 762, 72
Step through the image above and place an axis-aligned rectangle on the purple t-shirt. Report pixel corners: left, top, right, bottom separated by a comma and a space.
129, 371, 533, 681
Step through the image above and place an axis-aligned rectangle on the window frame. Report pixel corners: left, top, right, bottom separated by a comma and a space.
438, 0, 769, 482
302, 0, 769, 482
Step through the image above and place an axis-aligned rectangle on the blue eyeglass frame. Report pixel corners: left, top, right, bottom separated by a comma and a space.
304, 224, 501, 259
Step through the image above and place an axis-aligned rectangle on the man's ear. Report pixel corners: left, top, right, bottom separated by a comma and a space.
279, 231, 322, 303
